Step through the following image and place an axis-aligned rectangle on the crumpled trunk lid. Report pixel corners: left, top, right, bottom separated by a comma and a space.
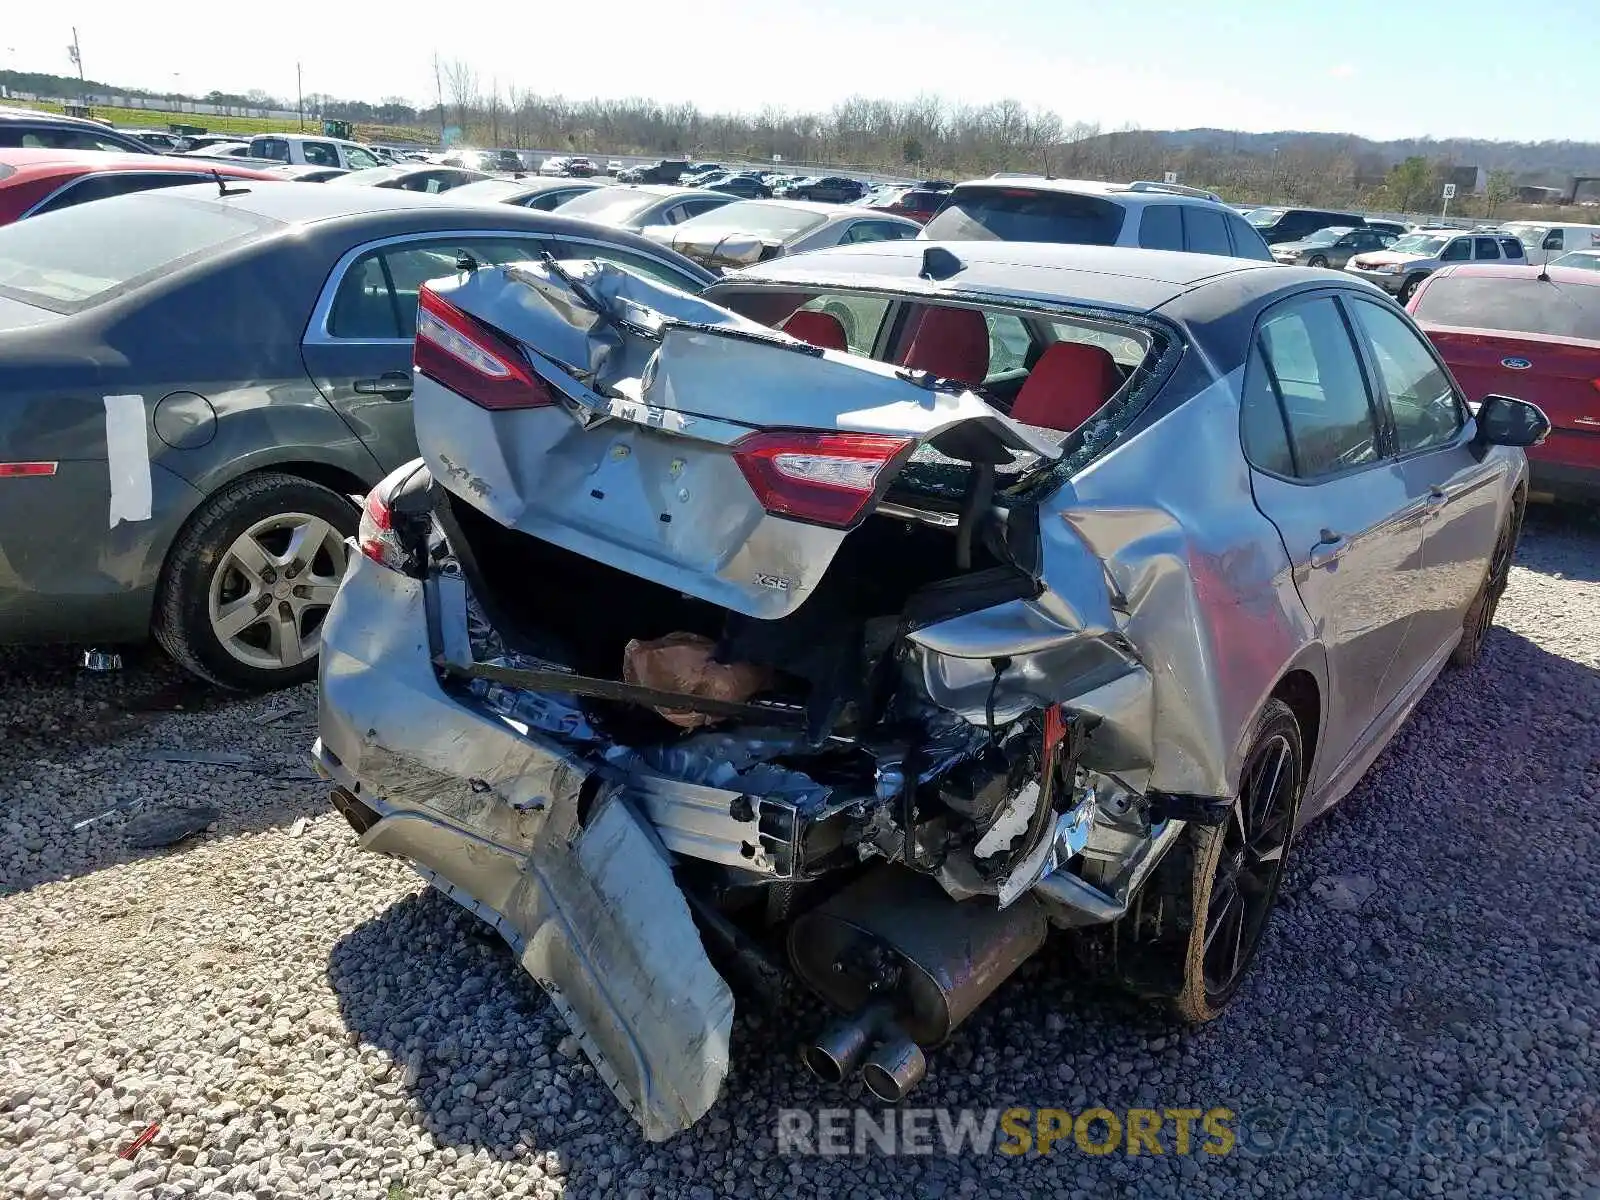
412, 258, 1060, 619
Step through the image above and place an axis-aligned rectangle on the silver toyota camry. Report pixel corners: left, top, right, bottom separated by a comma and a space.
312, 240, 1546, 1141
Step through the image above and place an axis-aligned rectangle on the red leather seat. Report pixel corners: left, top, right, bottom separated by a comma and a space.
896, 306, 990, 386
1009, 342, 1121, 431
781, 310, 849, 352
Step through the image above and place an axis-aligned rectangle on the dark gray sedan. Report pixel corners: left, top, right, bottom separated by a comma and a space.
1270, 225, 1397, 268
0, 183, 712, 688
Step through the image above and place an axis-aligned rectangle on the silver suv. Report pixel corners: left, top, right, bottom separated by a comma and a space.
920, 177, 1273, 260
1345, 228, 1527, 303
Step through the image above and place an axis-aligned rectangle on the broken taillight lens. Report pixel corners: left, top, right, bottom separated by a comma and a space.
733, 430, 914, 529
415, 284, 555, 411
358, 488, 406, 570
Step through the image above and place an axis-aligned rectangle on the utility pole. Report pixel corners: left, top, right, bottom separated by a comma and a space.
296, 62, 304, 131
433, 53, 446, 146
67, 27, 86, 105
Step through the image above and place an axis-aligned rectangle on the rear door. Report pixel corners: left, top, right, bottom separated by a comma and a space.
1241, 292, 1424, 792
302, 233, 568, 471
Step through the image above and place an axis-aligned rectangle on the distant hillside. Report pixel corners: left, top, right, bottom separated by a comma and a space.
1125, 128, 1600, 183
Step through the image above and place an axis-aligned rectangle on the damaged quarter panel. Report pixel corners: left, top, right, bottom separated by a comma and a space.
316, 552, 734, 1140
910, 341, 1321, 801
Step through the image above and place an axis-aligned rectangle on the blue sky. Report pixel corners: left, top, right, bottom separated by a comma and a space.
6, 0, 1598, 142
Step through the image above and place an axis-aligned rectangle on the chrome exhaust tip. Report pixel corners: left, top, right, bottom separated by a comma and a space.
860, 1035, 928, 1103
801, 1010, 880, 1084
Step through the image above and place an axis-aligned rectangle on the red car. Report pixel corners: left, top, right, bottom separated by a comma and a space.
1410, 262, 1600, 501
0, 148, 282, 225
863, 186, 946, 224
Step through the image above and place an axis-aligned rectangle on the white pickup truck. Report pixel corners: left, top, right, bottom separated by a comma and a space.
247, 133, 383, 171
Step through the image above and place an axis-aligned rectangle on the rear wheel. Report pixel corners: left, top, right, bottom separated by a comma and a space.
154, 473, 358, 690
1452, 498, 1522, 668
1093, 700, 1305, 1021
1169, 699, 1304, 1021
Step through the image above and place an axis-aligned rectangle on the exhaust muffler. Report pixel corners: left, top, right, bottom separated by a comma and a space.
791, 867, 1047, 1101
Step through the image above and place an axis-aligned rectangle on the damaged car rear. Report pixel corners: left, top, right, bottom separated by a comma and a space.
314, 240, 1534, 1140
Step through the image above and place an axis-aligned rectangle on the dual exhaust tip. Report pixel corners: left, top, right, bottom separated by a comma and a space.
801, 1004, 928, 1103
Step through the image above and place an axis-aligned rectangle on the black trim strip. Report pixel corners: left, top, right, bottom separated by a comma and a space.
434, 657, 809, 726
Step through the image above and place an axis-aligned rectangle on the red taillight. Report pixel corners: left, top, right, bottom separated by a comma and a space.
732, 430, 913, 529
358, 488, 404, 569
415, 284, 555, 411
0, 462, 57, 477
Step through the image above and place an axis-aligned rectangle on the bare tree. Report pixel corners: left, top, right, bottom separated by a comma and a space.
442, 59, 477, 137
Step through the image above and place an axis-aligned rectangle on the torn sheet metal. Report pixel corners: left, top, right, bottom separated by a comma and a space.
415, 259, 1061, 623
104, 394, 152, 528
318, 555, 736, 1139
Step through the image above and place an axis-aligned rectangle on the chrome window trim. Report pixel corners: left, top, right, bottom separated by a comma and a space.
21, 171, 217, 220
303, 228, 704, 347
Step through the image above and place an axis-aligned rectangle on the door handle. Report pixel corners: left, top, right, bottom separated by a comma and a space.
1423, 486, 1449, 517
1309, 529, 1345, 569
353, 372, 413, 398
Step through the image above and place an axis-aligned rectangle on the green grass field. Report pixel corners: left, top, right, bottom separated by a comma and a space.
1, 97, 433, 145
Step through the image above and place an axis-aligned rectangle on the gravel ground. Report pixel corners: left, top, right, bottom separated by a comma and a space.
2, 507, 1598, 1200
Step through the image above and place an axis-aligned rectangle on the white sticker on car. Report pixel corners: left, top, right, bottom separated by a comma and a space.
104, 394, 152, 528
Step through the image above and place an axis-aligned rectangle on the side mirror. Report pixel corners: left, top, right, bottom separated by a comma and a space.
1473, 394, 1551, 448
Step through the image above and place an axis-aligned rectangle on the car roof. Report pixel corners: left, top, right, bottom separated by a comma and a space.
0, 107, 109, 128
951, 176, 1225, 205
1431, 263, 1600, 286
0, 147, 279, 179
722, 239, 1286, 310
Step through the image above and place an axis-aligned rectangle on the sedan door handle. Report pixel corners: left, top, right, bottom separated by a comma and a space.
1309, 529, 1346, 569
353, 372, 413, 398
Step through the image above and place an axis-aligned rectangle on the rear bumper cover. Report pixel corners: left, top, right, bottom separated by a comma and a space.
314, 552, 733, 1140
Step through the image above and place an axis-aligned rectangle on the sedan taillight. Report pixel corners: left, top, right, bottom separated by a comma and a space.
357, 488, 406, 570
415, 284, 555, 411
732, 430, 914, 529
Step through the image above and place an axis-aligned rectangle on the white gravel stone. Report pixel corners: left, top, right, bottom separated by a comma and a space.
3, 510, 1598, 1198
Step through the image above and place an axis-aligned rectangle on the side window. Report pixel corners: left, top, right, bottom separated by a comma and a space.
34, 173, 202, 214
1240, 344, 1295, 476
1182, 206, 1233, 256
1542, 230, 1564, 251
302, 142, 339, 167
844, 220, 913, 244
1138, 204, 1184, 251
1473, 237, 1501, 260
660, 204, 689, 225
797, 294, 891, 356
1439, 239, 1472, 262
985, 313, 1036, 377
255, 138, 289, 162
1348, 299, 1464, 454
681, 199, 725, 219
1499, 237, 1525, 259
1225, 213, 1272, 260
327, 252, 401, 339
525, 191, 566, 210
344, 147, 381, 170
1257, 297, 1380, 478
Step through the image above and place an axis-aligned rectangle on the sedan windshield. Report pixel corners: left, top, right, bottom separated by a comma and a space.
1303, 227, 1351, 246
1390, 234, 1449, 256
671, 202, 829, 242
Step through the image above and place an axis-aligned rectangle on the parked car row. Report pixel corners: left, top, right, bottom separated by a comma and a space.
0, 129, 1579, 1149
